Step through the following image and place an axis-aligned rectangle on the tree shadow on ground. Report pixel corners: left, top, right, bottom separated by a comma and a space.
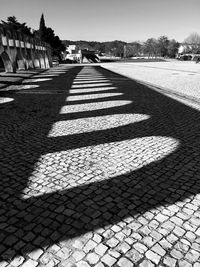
0, 65, 200, 260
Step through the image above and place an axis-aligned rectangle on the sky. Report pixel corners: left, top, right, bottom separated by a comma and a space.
0, 0, 200, 42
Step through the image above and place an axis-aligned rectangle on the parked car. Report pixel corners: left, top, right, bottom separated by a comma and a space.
52, 59, 59, 66
179, 55, 192, 61
193, 56, 200, 63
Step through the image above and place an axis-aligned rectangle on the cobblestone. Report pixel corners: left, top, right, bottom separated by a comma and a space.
117, 257, 133, 267
101, 254, 117, 266
163, 256, 177, 267
28, 249, 43, 260
139, 259, 155, 267
21, 259, 38, 267
1, 64, 200, 266
145, 250, 161, 265
86, 252, 99, 264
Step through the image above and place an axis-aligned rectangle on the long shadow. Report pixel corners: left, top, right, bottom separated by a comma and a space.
0, 65, 200, 260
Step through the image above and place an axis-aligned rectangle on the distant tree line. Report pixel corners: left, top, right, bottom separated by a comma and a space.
62, 40, 126, 57
63, 36, 180, 58
63, 33, 200, 58
139, 36, 179, 58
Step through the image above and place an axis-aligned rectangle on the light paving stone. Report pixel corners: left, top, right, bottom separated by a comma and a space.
115, 232, 126, 241
139, 259, 155, 267
143, 236, 157, 247
155, 213, 168, 223
117, 257, 133, 267
139, 226, 151, 236
10, 256, 25, 267
133, 243, 148, 254
59, 262, 75, 267
173, 226, 185, 237
192, 242, 200, 252
178, 260, 192, 267
72, 251, 85, 262
106, 237, 119, 248
84, 240, 97, 253
111, 225, 121, 232
73, 239, 85, 250
45, 259, 59, 267
56, 247, 72, 260
40, 253, 54, 265
185, 231, 196, 241
95, 244, 108, 256
150, 230, 163, 241
86, 252, 99, 265
185, 249, 200, 263
159, 238, 172, 250
125, 249, 143, 263
151, 243, 166, 256
0, 261, 9, 267
170, 249, 183, 260
145, 250, 161, 265
116, 242, 131, 254
95, 263, 105, 267
48, 244, 60, 254
28, 248, 43, 260
108, 249, 121, 259
196, 228, 200, 236
101, 254, 117, 266
21, 259, 38, 267
93, 234, 102, 243
128, 222, 142, 231
125, 237, 135, 245
162, 221, 175, 231
167, 234, 179, 244
103, 230, 114, 240
175, 241, 189, 254
163, 256, 176, 267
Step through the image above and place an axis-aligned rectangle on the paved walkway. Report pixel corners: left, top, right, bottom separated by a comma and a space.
102, 61, 200, 102
0, 65, 200, 266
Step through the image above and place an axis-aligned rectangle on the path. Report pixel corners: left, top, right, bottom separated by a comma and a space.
0, 64, 200, 266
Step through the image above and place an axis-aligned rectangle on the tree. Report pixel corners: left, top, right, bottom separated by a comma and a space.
184, 32, 200, 53
167, 39, 179, 58
37, 14, 65, 58
39, 13, 46, 38
143, 38, 159, 58
1, 16, 33, 36
158, 36, 169, 57
129, 42, 142, 57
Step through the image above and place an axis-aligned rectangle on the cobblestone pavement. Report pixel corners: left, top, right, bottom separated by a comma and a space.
1, 64, 200, 266
102, 61, 200, 101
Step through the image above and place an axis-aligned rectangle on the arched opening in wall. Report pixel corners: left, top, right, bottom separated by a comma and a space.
33, 52, 41, 68
0, 51, 13, 72
26, 49, 34, 68
38, 53, 46, 69
16, 50, 26, 70
0, 55, 5, 72
44, 52, 50, 68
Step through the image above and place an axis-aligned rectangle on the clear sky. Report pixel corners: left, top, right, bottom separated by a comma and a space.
0, 0, 200, 42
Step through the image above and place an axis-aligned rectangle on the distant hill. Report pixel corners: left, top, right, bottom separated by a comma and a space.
62, 40, 127, 56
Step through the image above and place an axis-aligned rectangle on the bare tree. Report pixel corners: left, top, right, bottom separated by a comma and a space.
143, 38, 160, 58
184, 32, 200, 53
